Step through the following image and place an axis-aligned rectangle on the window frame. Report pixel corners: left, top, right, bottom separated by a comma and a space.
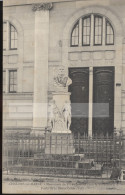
105, 20, 114, 45
94, 15, 103, 46
70, 14, 114, 47
3, 21, 18, 51
10, 23, 18, 50
82, 15, 91, 46
70, 21, 79, 47
9, 70, 17, 93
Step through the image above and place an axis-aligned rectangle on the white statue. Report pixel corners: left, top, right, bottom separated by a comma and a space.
62, 101, 71, 130
48, 99, 72, 133
48, 100, 64, 131
48, 100, 60, 129
66, 77, 72, 87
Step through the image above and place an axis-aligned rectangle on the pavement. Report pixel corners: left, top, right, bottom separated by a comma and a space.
2, 174, 125, 194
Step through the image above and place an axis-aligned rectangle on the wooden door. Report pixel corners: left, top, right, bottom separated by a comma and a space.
69, 68, 89, 136
93, 67, 114, 136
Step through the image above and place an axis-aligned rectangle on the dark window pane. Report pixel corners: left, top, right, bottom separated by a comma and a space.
106, 20, 114, 45
10, 78, 14, 84
11, 41, 14, 49
14, 85, 17, 91
94, 16, 102, 45
82, 16, 91, 46
15, 40, 18, 48
14, 79, 17, 85
10, 24, 18, 50
10, 85, 13, 92
10, 72, 13, 78
9, 70, 17, 92
71, 22, 79, 46
11, 31, 14, 39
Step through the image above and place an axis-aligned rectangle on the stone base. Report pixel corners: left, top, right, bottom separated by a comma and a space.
52, 129, 71, 134
45, 133, 75, 154
31, 127, 45, 136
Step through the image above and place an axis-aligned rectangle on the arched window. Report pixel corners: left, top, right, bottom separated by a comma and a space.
94, 15, 103, 45
70, 14, 114, 47
105, 20, 114, 45
10, 24, 18, 49
82, 15, 91, 46
3, 21, 18, 50
71, 21, 79, 46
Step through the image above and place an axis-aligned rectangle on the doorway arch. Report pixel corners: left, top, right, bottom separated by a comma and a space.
62, 5, 123, 136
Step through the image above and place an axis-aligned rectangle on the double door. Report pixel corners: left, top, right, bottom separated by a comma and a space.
68, 67, 114, 136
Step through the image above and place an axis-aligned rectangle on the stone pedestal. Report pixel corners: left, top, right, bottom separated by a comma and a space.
45, 133, 75, 154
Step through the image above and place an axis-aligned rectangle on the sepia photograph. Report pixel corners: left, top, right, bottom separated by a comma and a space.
2, 0, 125, 193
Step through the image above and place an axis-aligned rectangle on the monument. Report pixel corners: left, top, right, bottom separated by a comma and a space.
45, 66, 75, 154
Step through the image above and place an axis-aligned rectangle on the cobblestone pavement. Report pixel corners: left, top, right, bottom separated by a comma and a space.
2, 175, 125, 194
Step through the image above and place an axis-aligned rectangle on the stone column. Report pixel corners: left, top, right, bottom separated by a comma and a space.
88, 67, 93, 137
32, 3, 53, 135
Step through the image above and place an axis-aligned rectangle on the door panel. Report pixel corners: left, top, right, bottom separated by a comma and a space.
69, 68, 89, 136
93, 67, 114, 136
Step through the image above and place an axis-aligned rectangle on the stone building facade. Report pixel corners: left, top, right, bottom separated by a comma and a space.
3, 0, 125, 147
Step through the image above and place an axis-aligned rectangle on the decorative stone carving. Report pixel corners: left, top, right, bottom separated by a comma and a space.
32, 3, 53, 11
48, 99, 71, 133
53, 66, 72, 88
48, 99, 61, 130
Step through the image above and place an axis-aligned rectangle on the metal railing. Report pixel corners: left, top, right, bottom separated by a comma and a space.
3, 131, 122, 179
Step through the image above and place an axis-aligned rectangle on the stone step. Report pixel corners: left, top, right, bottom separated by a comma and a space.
20, 159, 83, 168
75, 159, 95, 169
8, 166, 102, 176
34, 153, 85, 161
45, 145, 75, 155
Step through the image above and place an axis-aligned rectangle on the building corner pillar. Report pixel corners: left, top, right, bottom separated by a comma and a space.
32, 3, 53, 135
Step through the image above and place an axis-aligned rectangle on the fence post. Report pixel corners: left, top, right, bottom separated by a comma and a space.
55, 134, 57, 155
61, 136, 62, 155
7, 136, 8, 175
113, 129, 117, 165
28, 133, 30, 175
67, 134, 68, 155
88, 135, 90, 163
50, 134, 52, 155
119, 129, 122, 169
121, 129, 125, 171
78, 132, 80, 155
95, 133, 97, 163
106, 133, 108, 178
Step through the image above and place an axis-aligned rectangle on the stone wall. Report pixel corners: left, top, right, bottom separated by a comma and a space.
3, 0, 125, 133
3, 94, 33, 131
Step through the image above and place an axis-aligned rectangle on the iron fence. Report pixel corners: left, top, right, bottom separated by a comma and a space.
3, 131, 122, 179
